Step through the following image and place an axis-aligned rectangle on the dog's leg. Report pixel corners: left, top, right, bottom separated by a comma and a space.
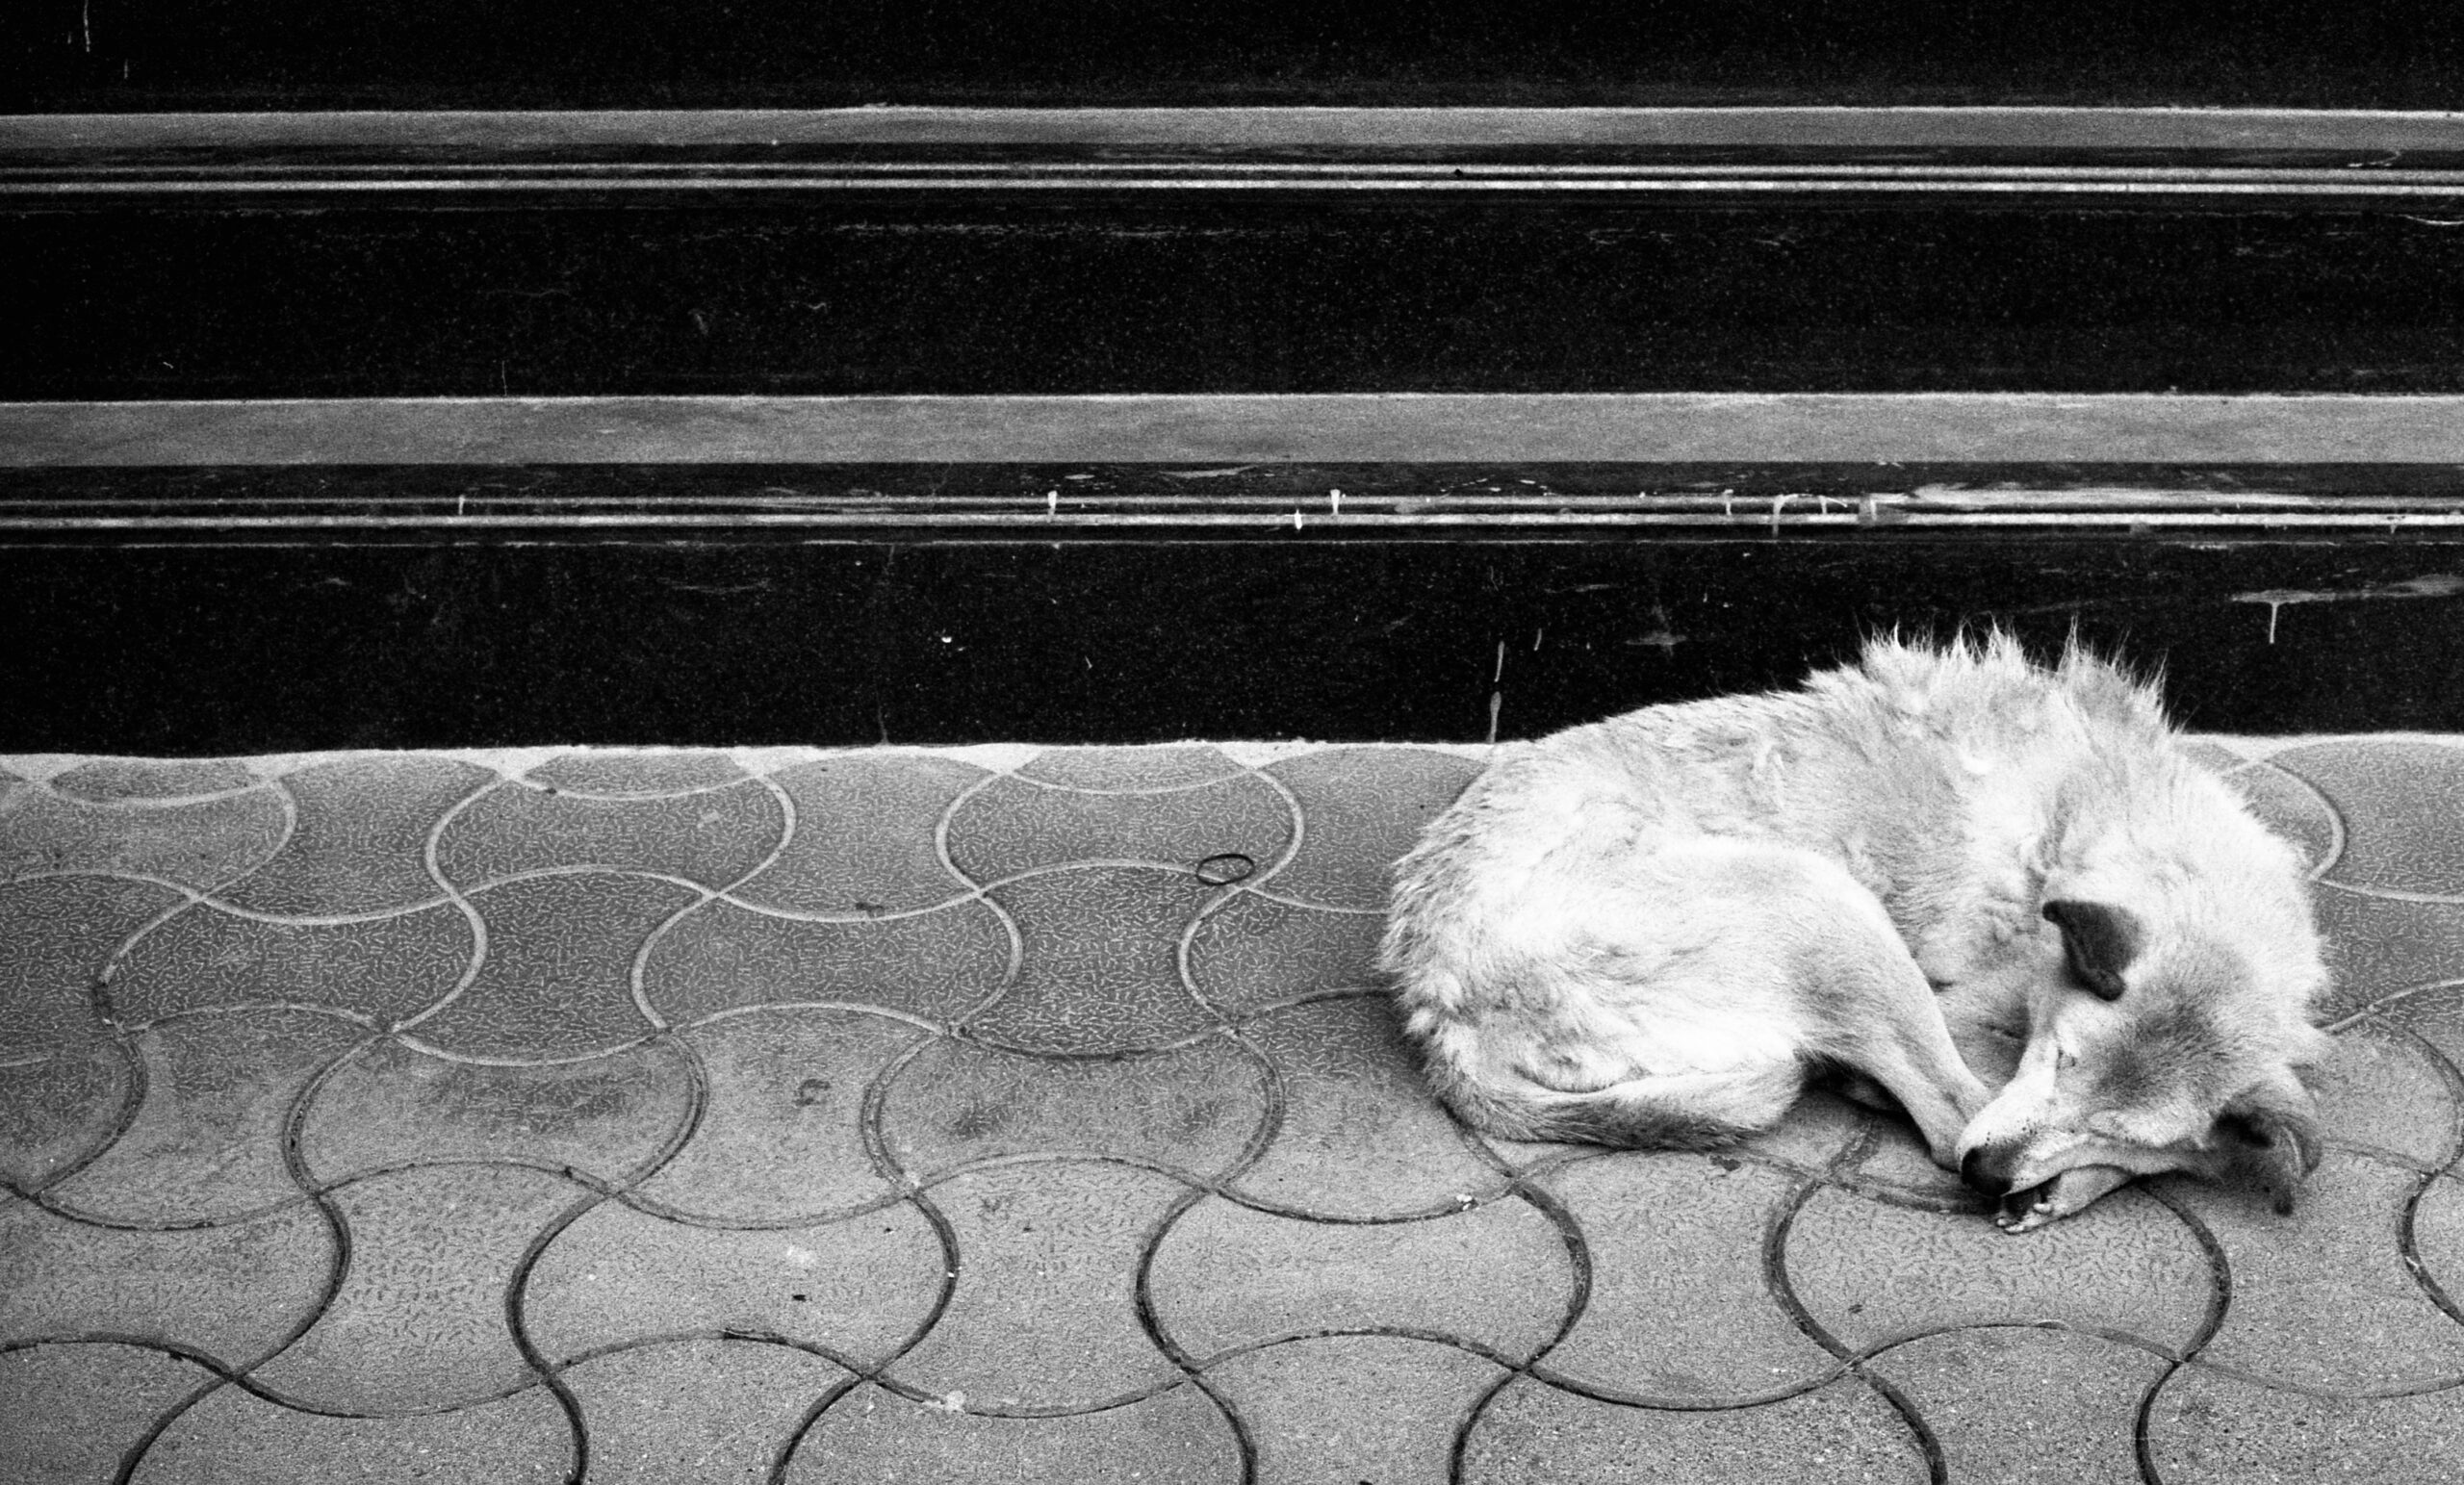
1629, 840, 1995, 1171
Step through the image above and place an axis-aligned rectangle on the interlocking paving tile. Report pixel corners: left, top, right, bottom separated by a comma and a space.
13, 735, 2464, 1484
0, 787, 288, 888
1147, 1195, 1573, 1364
628, 1009, 916, 1223
298, 1036, 695, 1187
945, 768, 1294, 883
525, 1201, 943, 1368
1461, 1375, 1927, 1483
736, 755, 988, 914
1185, 892, 1385, 1013
1259, 747, 1480, 909
2168, 1151, 2464, 1392
0, 1193, 333, 1369
50, 757, 260, 801
1201, 1334, 1509, 1485
218, 757, 492, 914
2274, 739, 2464, 895
643, 899, 1012, 1026
46, 1010, 366, 1224
1536, 1156, 1837, 1401
2220, 759, 2343, 877
2313, 1021, 2461, 1168
131, 1381, 574, 1484
0, 1038, 138, 1191
1225, 995, 1502, 1219
0, 877, 185, 1057
0, 1341, 218, 1485
885, 1161, 1187, 1410
405, 874, 691, 1059
2311, 888, 2464, 1020
2145, 1365, 2464, 1485
109, 901, 475, 1027
1015, 746, 1246, 790
561, 1338, 852, 1485
1863, 1327, 2169, 1485
525, 751, 749, 795
2408, 1174, 2464, 1321
967, 867, 1221, 1052
1785, 1183, 2217, 1355
881, 1034, 1270, 1182
249, 1165, 578, 1413
437, 776, 784, 888
2377, 982, 2464, 1084
783, 1380, 1241, 1483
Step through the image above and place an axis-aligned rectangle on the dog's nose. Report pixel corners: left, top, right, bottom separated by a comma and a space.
1960, 1145, 2015, 1198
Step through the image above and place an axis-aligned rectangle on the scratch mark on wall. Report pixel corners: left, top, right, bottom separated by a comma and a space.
2231, 573, 2464, 645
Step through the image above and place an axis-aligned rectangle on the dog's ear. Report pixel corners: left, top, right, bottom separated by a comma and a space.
2212, 1073, 2323, 1216
2040, 900, 2142, 1001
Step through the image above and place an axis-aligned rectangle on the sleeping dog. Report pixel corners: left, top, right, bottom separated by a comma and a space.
1380, 633, 2331, 1231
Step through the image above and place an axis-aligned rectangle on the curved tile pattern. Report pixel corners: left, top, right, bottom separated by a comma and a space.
0, 1039, 140, 1192
0, 877, 185, 1057
526, 1202, 942, 1370
0, 786, 287, 888
881, 1034, 1270, 1183
736, 755, 988, 914
249, 1165, 579, 1414
560, 1339, 853, 1485
0, 1193, 333, 1369
298, 1036, 695, 1187
1461, 1374, 1927, 1484
1147, 1195, 1573, 1365
967, 868, 1221, 1053
2145, 1366, 2464, 1485
218, 757, 492, 914
885, 1162, 1188, 1410
1224, 995, 1501, 1219
1864, 1327, 2169, 1485
783, 1380, 1241, 1483
405, 875, 692, 1059
1185, 891, 1385, 1014
132, 1382, 574, 1485
110, 902, 475, 1027
3, 739, 2462, 1481
1537, 1156, 1837, 1401
1258, 748, 1479, 908
436, 777, 783, 887
1784, 1182, 2217, 1355
2170, 1151, 2464, 1393
525, 751, 749, 796
0, 1341, 219, 1485
644, 898, 1011, 1027
2274, 739, 2464, 896
47, 1011, 367, 1224
632, 1009, 918, 1224
1200, 1334, 1508, 1485
945, 770, 1293, 883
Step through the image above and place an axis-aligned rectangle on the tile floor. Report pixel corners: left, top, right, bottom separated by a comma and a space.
1, 737, 2459, 1483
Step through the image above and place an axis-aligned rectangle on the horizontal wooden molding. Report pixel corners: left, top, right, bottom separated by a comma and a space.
13, 394, 2464, 467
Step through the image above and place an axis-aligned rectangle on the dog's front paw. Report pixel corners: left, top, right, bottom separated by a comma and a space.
1990, 1165, 2133, 1233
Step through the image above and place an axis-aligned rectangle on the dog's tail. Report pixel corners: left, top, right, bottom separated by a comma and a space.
1419, 1050, 1797, 1152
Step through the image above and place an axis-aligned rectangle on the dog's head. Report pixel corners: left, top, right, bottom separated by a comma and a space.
1956, 773, 2334, 1216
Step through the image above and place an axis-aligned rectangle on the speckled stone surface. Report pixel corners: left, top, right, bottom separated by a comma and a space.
1, 735, 2460, 1482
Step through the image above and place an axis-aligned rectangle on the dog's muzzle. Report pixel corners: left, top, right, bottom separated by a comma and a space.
1960, 1144, 2022, 1198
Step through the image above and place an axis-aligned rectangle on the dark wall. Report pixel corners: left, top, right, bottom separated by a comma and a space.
13, 3, 2464, 109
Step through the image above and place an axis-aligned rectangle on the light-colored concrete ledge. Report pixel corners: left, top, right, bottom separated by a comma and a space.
12, 107, 2464, 152
11, 395, 2464, 469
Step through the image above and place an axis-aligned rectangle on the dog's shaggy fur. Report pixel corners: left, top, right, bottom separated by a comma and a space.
1380, 633, 2332, 1230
